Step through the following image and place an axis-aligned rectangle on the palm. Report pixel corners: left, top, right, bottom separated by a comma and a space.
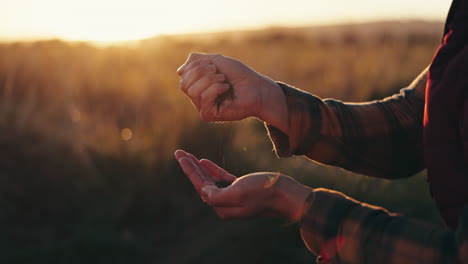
175, 150, 278, 218
175, 150, 311, 220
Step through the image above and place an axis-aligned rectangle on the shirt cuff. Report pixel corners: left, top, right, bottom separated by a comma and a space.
265, 82, 324, 158
299, 188, 358, 261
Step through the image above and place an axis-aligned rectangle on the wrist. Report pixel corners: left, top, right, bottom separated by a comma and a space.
274, 175, 312, 221
256, 79, 289, 134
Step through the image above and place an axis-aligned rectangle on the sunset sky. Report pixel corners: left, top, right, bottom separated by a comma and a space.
2, 0, 452, 42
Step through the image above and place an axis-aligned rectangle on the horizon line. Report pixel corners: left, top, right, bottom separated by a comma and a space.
0, 18, 445, 46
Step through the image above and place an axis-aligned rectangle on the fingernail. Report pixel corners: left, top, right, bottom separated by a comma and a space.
174, 149, 183, 159
177, 66, 184, 75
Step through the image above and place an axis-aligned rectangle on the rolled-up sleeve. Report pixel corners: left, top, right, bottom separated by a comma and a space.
266, 68, 428, 179
299, 188, 467, 264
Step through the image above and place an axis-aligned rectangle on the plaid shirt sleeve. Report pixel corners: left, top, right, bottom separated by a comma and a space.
299, 188, 467, 264
265, 67, 428, 179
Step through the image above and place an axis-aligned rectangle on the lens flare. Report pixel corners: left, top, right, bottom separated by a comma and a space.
121, 128, 133, 141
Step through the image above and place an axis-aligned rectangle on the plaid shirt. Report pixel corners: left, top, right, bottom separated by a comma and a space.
265, 68, 468, 263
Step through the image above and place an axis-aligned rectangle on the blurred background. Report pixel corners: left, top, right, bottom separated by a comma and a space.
0, 0, 451, 263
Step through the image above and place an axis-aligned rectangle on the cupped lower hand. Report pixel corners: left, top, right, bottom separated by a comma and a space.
174, 149, 311, 221
177, 53, 287, 130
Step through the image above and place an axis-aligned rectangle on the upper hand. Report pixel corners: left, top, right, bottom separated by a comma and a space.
177, 53, 287, 127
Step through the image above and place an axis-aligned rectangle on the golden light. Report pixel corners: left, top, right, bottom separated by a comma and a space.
38, 0, 188, 42
1, 0, 450, 43
3, 0, 214, 43
121, 128, 133, 141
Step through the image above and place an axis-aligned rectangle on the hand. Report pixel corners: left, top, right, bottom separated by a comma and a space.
177, 53, 289, 134
174, 149, 311, 220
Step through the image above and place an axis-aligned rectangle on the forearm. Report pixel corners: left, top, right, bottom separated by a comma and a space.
266, 67, 428, 178
300, 188, 464, 264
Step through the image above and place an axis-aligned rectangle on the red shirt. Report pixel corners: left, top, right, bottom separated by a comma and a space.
424, 0, 468, 228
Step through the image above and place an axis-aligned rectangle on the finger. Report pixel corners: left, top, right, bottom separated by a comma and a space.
180, 61, 216, 94
177, 59, 198, 77
180, 150, 200, 166
179, 63, 216, 94
198, 83, 231, 121
175, 149, 199, 165
177, 53, 207, 76
175, 149, 211, 183
200, 159, 237, 182
174, 149, 199, 163
200, 82, 231, 105
187, 73, 226, 108
176, 150, 216, 182
174, 149, 190, 161
179, 59, 201, 79
180, 59, 210, 81
177, 157, 207, 193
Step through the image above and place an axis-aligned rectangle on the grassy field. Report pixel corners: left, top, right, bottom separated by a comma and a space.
0, 20, 444, 263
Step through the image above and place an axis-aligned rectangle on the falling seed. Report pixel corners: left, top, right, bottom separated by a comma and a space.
121, 128, 132, 141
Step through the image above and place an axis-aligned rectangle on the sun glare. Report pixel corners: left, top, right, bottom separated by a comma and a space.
45, 1, 179, 42
57, 26, 160, 43
3, 0, 203, 43
2, 0, 450, 43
